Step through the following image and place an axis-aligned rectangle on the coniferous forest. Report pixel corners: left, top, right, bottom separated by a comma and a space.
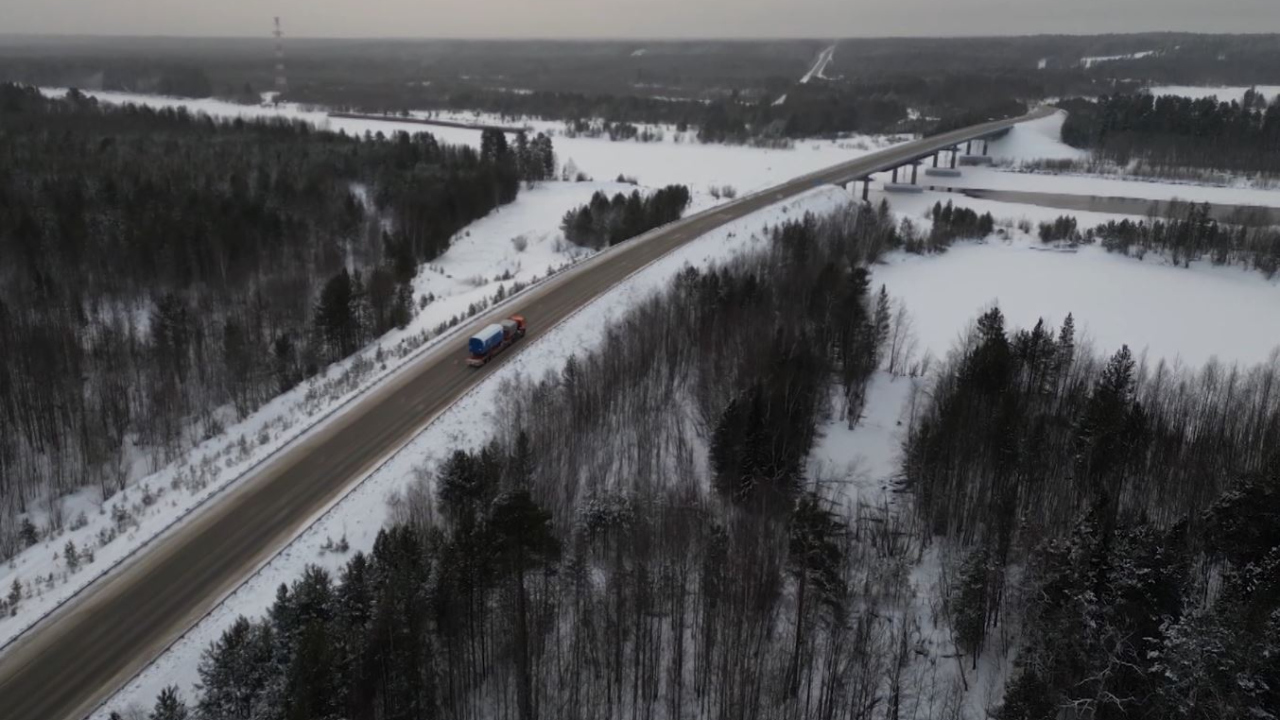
141, 192, 1280, 720
0, 84, 545, 557
144, 206, 916, 720
907, 309, 1280, 718
561, 185, 692, 250
1060, 91, 1280, 175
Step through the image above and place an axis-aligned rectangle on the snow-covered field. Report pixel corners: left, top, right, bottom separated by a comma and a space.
875, 234, 1280, 369
866, 103, 1280, 370
1148, 84, 1280, 104
983, 110, 1086, 163
91, 185, 857, 719
1081, 50, 1157, 68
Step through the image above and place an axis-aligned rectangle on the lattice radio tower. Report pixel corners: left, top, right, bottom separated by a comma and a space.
273, 17, 288, 99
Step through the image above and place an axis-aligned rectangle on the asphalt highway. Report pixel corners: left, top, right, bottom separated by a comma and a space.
0, 106, 1052, 720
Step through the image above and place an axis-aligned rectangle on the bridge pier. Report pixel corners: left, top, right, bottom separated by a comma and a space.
950, 148, 958, 169
910, 163, 919, 184
891, 166, 899, 183
862, 178, 870, 202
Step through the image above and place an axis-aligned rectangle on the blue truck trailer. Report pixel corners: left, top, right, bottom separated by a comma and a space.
467, 315, 527, 367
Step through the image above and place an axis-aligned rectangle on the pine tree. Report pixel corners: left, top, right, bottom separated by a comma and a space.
19, 516, 38, 547
487, 490, 561, 720
64, 540, 79, 573
1075, 345, 1139, 502
196, 616, 276, 720
874, 285, 892, 363
150, 685, 189, 720
314, 269, 360, 361
785, 494, 846, 696
997, 670, 1055, 719
952, 545, 991, 665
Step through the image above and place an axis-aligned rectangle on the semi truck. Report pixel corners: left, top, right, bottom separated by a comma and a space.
467, 315, 527, 367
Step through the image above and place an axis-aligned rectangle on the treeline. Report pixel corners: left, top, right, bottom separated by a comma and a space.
887, 200, 998, 255
1030, 202, 1280, 278
1060, 91, 1280, 175
928, 201, 995, 244
561, 185, 691, 249
158, 205, 962, 720
0, 84, 536, 559
903, 309, 1280, 717
1088, 203, 1280, 276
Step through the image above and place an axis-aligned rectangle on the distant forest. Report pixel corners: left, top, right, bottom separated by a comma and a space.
0, 84, 549, 559
15, 34, 1249, 141
1060, 90, 1280, 175
6, 34, 1278, 143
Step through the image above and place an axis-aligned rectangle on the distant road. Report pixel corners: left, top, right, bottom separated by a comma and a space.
0, 105, 1051, 720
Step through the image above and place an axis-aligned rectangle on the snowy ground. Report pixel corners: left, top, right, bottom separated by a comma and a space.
832, 100, 1280, 714
865, 104, 1280, 370
5, 89, 911, 661
983, 110, 1086, 163
848, 189, 1280, 718
91, 185, 857, 718
39, 88, 904, 202
875, 232, 1280, 370
1081, 50, 1157, 69
1148, 84, 1280, 104
810, 372, 919, 506
0, 180, 624, 651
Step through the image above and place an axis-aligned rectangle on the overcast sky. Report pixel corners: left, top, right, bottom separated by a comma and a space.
6, 0, 1279, 38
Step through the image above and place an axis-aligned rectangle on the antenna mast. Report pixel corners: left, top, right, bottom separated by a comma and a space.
273, 17, 287, 100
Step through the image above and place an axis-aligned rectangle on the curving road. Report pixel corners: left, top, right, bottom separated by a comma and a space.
0, 106, 1053, 720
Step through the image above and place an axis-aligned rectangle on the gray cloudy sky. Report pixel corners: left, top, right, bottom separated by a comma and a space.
7, 0, 1279, 38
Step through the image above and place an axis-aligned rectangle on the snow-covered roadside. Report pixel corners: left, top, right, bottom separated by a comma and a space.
39, 88, 904, 201
0, 181, 617, 651
90, 185, 857, 718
